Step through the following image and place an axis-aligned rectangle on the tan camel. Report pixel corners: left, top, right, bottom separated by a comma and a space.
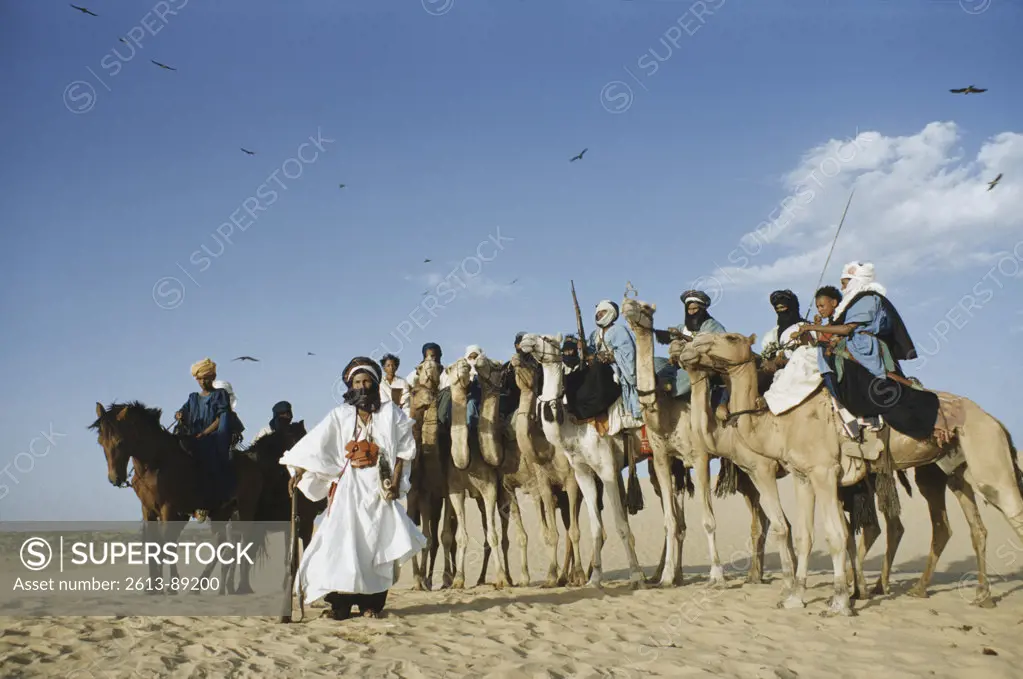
518, 333, 646, 589
441, 358, 510, 589
406, 357, 449, 590
678, 332, 1023, 614
504, 353, 587, 587
622, 298, 794, 590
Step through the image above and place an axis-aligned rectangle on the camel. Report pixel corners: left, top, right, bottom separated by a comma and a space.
518, 333, 646, 589
486, 353, 588, 587
406, 357, 449, 591
621, 297, 793, 589
678, 332, 1023, 614
440, 358, 510, 589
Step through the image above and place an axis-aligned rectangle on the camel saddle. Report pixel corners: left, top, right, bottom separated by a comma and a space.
344, 439, 380, 469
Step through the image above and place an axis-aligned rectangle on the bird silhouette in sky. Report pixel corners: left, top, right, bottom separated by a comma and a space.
232, 356, 260, 362
70, 4, 98, 17
423, 258, 431, 263
240, 148, 255, 155
987, 173, 1003, 191
307, 352, 316, 356
570, 148, 588, 162
949, 85, 986, 95
338, 183, 346, 189
151, 60, 177, 71
119, 38, 129, 44
509, 278, 519, 285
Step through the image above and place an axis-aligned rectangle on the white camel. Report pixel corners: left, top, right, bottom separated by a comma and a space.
518, 333, 645, 588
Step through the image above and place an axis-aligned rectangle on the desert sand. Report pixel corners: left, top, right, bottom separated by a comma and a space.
2, 476, 1022, 679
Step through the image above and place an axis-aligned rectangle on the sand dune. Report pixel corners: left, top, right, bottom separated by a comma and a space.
2, 476, 1022, 678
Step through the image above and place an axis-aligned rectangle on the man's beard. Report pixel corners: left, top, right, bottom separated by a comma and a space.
343, 387, 382, 412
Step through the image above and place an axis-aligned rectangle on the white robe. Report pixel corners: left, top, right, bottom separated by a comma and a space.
380, 376, 411, 416
279, 402, 426, 602
763, 323, 822, 415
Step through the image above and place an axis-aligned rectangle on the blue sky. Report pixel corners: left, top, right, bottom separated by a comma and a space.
1, 1, 1020, 520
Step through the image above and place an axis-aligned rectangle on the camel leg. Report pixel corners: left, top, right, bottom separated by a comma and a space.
751, 466, 795, 596
949, 477, 994, 607
600, 451, 645, 589
483, 482, 510, 590
573, 465, 605, 588
782, 473, 815, 609
651, 448, 682, 587
447, 491, 468, 589
873, 500, 904, 596
475, 496, 493, 587
410, 492, 428, 591
849, 507, 881, 600
536, 482, 560, 588
423, 497, 442, 590
439, 496, 456, 588
811, 467, 853, 616
564, 478, 586, 586
506, 488, 530, 586
693, 453, 725, 586
738, 477, 769, 585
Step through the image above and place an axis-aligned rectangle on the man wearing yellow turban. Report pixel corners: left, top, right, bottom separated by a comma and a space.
175, 358, 237, 508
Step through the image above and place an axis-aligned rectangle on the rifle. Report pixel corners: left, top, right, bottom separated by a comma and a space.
806, 188, 856, 319
571, 280, 588, 364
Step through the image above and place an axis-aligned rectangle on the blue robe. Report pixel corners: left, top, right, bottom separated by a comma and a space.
658, 317, 728, 398
588, 324, 642, 419
179, 388, 236, 506
818, 295, 889, 379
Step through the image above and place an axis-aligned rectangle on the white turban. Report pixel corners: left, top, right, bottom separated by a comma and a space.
595, 300, 619, 328
212, 380, 237, 410
835, 261, 887, 317
465, 344, 484, 364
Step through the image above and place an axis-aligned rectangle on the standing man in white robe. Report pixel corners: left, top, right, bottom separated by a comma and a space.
379, 353, 411, 416
280, 356, 426, 619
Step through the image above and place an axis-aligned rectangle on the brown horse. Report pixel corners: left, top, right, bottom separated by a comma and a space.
229, 421, 326, 599
91, 402, 276, 592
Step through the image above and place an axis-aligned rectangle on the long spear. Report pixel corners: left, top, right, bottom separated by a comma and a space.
806, 188, 856, 319
571, 280, 588, 364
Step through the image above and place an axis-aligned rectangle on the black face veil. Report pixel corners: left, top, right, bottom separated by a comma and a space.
341, 357, 383, 412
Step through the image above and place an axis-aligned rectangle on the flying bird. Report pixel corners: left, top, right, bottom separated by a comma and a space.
509, 278, 519, 285
570, 148, 588, 162
987, 173, 1003, 191
151, 60, 177, 71
119, 38, 129, 44
949, 85, 986, 94
307, 352, 316, 356
240, 148, 255, 155
423, 258, 431, 263
232, 356, 260, 362
338, 183, 346, 189
70, 5, 98, 16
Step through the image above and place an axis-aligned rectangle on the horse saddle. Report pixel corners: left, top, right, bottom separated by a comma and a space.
345, 440, 379, 468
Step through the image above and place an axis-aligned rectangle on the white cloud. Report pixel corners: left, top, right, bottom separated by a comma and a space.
710, 121, 1023, 290
405, 270, 514, 300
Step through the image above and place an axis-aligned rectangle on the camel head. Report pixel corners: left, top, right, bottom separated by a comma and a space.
475, 356, 507, 395
445, 358, 472, 390
621, 298, 656, 334
517, 332, 563, 365
678, 332, 757, 374
90, 401, 161, 487
410, 357, 442, 413
510, 352, 540, 391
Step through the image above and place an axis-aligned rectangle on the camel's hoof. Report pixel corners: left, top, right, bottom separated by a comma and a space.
905, 585, 929, 599
586, 571, 604, 589
823, 596, 856, 617
972, 595, 996, 609
745, 575, 764, 586
871, 582, 887, 596
779, 595, 805, 610
541, 577, 559, 589
451, 577, 465, 590
423, 577, 434, 591
629, 573, 645, 590
494, 578, 510, 590
411, 582, 426, 592
706, 577, 727, 589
